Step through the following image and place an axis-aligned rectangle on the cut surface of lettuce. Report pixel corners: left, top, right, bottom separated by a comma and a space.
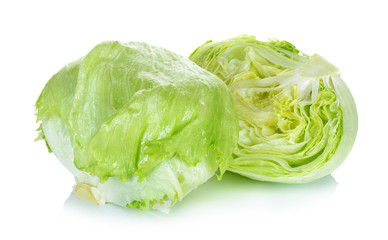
35, 41, 239, 210
189, 35, 358, 183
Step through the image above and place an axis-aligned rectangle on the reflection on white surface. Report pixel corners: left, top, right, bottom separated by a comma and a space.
63, 172, 337, 222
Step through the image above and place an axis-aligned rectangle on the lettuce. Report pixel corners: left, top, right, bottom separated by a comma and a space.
189, 35, 358, 183
35, 41, 239, 210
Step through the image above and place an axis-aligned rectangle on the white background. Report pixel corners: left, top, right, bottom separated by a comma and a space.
1, 0, 387, 239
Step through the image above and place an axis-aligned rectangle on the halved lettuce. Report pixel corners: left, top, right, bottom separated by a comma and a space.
36, 41, 239, 209
189, 35, 358, 183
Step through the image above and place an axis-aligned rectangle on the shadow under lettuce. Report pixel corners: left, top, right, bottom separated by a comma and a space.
63, 171, 337, 220
172, 171, 337, 214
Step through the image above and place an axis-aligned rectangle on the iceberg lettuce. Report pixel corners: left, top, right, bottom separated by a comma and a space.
189, 35, 357, 183
35, 41, 239, 209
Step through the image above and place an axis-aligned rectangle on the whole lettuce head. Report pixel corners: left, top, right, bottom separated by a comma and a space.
35, 41, 239, 210
189, 35, 358, 183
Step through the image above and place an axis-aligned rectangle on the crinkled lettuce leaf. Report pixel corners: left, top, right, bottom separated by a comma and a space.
189, 35, 357, 183
36, 41, 239, 209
